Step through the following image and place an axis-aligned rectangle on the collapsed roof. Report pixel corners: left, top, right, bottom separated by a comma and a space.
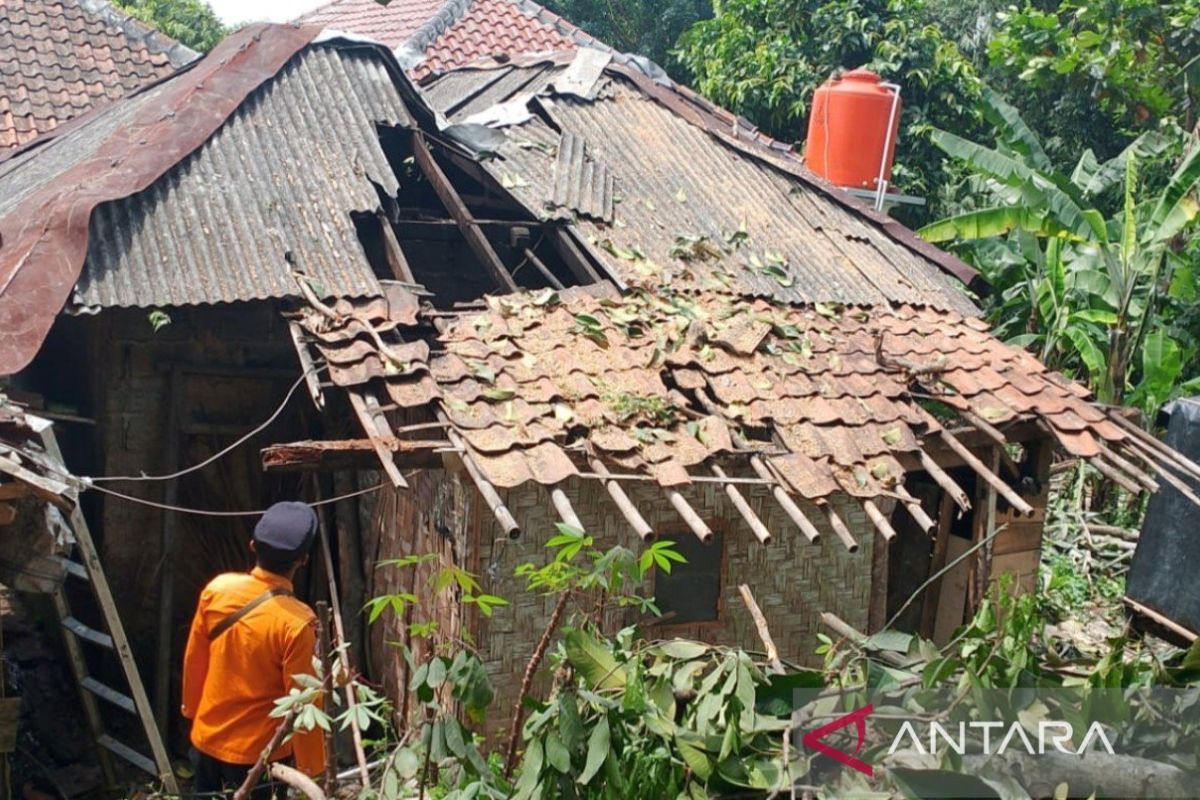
0, 0, 196, 153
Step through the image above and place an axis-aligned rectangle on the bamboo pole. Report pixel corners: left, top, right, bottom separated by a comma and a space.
894, 486, 936, 534
315, 602, 337, 797
550, 488, 584, 531
757, 457, 822, 543
918, 450, 972, 513
737, 585, 782, 672
937, 431, 1034, 515
1098, 444, 1159, 492
668, 490, 714, 543
588, 458, 655, 540
1133, 454, 1200, 507
712, 465, 772, 544
1091, 456, 1145, 495
1110, 413, 1200, 481
821, 504, 858, 552
441, 419, 520, 538
862, 499, 898, 541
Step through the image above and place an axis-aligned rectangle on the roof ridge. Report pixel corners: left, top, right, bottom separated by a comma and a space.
395, 0, 475, 66
75, 0, 200, 68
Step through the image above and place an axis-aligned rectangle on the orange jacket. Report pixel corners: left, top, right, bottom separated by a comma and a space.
181, 567, 325, 776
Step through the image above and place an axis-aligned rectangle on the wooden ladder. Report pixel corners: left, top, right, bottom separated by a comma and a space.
39, 427, 179, 795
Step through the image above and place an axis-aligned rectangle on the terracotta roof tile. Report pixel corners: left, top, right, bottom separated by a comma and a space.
294, 287, 1154, 516
0, 0, 194, 154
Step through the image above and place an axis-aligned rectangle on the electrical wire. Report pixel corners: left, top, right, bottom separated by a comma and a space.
82, 480, 389, 518
89, 366, 326, 484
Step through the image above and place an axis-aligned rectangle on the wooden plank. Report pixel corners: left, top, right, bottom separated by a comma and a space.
287, 320, 325, 410
0, 482, 29, 501
992, 520, 1044, 556
919, 491, 956, 639
412, 133, 518, 293
932, 536, 972, 644
377, 212, 417, 283
40, 427, 179, 795
989, 551, 1040, 594
262, 438, 447, 472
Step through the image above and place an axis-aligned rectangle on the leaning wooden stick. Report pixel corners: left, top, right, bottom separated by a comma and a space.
503, 590, 572, 779
738, 584, 782, 673
270, 763, 328, 800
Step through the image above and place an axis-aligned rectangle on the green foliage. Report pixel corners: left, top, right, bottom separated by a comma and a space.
920, 89, 1200, 414
112, 0, 227, 53
539, 0, 713, 78
676, 0, 985, 222
986, 0, 1200, 167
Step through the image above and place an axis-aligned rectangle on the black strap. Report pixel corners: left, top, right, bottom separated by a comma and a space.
208, 587, 293, 641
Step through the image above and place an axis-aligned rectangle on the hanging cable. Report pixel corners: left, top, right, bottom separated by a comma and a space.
88, 365, 327, 484
81, 479, 390, 518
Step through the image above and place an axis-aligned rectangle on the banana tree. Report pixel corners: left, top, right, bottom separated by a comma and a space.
920, 88, 1200, 411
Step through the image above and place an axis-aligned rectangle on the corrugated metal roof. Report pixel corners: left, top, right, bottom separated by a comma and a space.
75, 44, 411, 309
424, 62, 980, 315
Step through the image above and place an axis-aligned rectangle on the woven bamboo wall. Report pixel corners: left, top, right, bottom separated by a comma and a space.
364, 467, 475, 727
472, 477, 877, 739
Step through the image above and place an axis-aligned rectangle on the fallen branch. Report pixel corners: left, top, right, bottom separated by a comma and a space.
504, 590, 572, 778
269, 763, 327, 800
738, 585, 782, 673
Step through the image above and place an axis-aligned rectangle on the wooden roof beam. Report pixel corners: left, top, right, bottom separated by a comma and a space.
412, 132, 519, 294
588, 458, 655, 541
821, 503, 859, 553
711, 464, 771, 545
937, 431, 1034, 515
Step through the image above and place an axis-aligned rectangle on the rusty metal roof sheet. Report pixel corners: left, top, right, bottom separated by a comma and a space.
0, 25, 418, 375
420, 58, 982, 315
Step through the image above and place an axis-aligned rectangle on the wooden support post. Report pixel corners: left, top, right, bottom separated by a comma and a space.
894, 486, 936, 534
588, 458, 655, 540
712, 465, 771, 544
938, 431, 1034, 515
548, 226, 602, 285
442, 420, 520, 538
919, 450, 972, 513
412, 132, 518, 293
668, 490, 713, 543
821, 504, 858, 552
919, 492, 955, 639
523, 248, 565, 290
550, 488, 584, 531
154, 366, 182, 734
862, 499, 898, 541
972, 448, 1000, 612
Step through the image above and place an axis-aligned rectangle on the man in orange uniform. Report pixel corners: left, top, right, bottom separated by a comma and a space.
182, 502, 326, 797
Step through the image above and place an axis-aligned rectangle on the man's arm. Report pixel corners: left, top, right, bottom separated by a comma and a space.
283, 618, 326, 777
180, 588, 211, 719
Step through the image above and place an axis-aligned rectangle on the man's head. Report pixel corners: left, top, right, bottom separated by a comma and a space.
251, 501, 317, 576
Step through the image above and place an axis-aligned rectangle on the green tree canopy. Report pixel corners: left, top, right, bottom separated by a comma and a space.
541, 0, 712, 78
675, 0, 985, 222
114, 0, 227, 53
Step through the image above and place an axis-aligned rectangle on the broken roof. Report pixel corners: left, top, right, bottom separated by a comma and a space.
0, 391, 74, 508
286, 284, 1182, 547
0, 25, 418, 373
0, 0, 196, 154
423, 53, 981, 313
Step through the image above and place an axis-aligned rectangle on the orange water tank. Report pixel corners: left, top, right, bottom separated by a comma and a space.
805, 68, 901, 190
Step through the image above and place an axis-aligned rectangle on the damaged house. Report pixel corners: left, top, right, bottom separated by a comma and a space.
2, 17, 1197, 778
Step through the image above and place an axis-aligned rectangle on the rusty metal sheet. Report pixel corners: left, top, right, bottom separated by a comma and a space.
0, 25, 324, 374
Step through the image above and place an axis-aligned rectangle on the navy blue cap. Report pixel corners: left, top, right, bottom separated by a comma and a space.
253, 501, 317, 552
